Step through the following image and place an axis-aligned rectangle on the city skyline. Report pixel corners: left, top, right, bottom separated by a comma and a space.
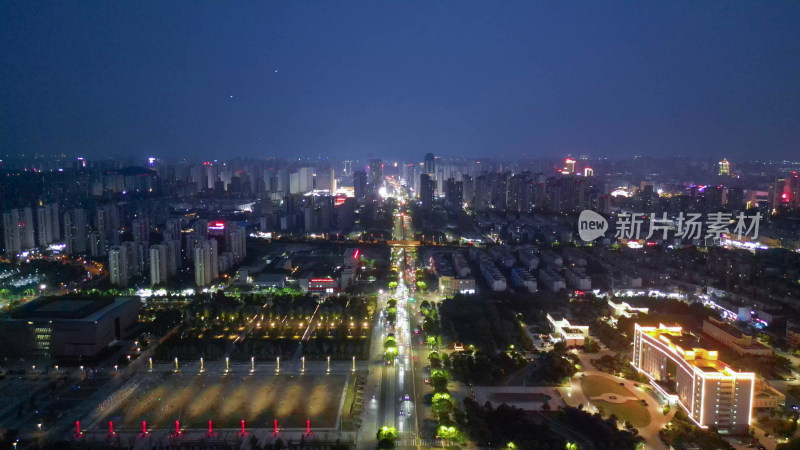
3, 3, 800, 449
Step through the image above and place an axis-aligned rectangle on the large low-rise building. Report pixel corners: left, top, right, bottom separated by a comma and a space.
0, 296, 140, 361
702, 317, 773, 356
546, 313, 589, 346
632, 323, 755, 433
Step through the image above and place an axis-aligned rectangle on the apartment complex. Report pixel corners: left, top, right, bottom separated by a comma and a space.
632, 324, 754, 433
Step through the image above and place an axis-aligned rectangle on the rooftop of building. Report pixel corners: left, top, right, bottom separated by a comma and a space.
637, 323, 751, 377
548, 312, 587, 328
706, 317, 745, 339
5, 296, 137, 322
705, 317, 771, 350
608, 297, 650, 309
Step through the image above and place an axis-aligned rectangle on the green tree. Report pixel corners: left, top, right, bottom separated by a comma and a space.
377, 426, 398, 448
438, 425, 460, 442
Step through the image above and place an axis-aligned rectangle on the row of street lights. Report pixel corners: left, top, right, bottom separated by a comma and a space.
149, 356, 357, 373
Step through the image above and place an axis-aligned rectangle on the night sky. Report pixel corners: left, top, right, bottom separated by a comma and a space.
1, 1, 799, 161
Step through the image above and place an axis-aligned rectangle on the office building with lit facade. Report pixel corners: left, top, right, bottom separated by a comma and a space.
632, 324, 754, 433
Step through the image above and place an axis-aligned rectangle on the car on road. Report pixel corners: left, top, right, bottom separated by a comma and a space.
405, 394, 410, 400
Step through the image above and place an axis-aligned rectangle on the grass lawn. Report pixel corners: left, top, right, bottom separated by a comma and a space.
340, 373, 359, 431
581, 375, 635, 398
581, 375, 651, 428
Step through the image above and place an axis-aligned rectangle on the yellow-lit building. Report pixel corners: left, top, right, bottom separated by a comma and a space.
719, 158, 731, 176
632, 324, 754, 433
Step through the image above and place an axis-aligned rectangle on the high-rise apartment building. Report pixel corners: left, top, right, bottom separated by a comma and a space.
149, 244, 168, 286
369, 159, 383, 196
122, 241, 145, 277
474, 175, 491, 211
109, 245, 130, 287
632, 324, 754, 433
419, 173, 435, 211
290, 167, 314, 194
3, 208, 35, 255
443, 178, 463, 211
354, 171, 368, 203
225, 225, 247, 263
194, 239, 219, 286
132, 218, 150, 244
63, 209, 87, 254
36, 203, 60, 246
164, 239, 180, 276
88, 231, 107, 257
314, 167, 336, 192
424, 153, 436, 174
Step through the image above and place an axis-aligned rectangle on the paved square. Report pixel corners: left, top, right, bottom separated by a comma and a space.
103, 372, 347, 430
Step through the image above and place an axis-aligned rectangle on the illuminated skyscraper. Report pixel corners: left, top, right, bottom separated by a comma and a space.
719, 158, 730, 176
564, 158, 576, 174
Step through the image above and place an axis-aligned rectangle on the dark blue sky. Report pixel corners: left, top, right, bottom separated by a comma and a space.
1, 1, 798, 161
